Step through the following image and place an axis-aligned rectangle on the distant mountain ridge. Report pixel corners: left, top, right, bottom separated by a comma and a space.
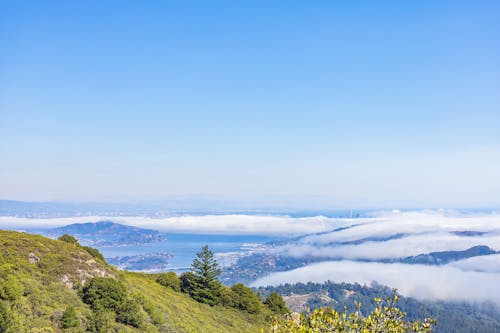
222, 245, 498, 285
393, 245, 497, 265
41, 221, 165, 247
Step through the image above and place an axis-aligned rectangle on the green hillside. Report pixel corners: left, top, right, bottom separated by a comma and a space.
0, 230, 271, 333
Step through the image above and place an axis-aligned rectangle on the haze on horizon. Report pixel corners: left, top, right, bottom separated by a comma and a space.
1, 1, 499, 208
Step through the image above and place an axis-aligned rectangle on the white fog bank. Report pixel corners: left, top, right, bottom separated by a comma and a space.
251, 260, 500, 304
0, 214, 355, 236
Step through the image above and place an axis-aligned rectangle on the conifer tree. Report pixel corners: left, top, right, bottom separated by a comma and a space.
189, 245, 221, 305
192, 245, 221, 285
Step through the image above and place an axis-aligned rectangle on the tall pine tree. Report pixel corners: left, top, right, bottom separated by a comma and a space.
190, 245, 221, 305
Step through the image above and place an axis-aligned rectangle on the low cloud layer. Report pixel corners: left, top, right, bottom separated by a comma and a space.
0, 214, 353, 236
449, 254, 500, 273
275, 210, 500, 260
251, 260, 500, 304
2, 210, 500, 304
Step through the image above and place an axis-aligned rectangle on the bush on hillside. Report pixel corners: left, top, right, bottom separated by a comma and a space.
58, 234, 79, 245
0, 277, 24, 302
88, 309, 114, 333
60, 305, 80, 329
156, 272, 181, 292
81, 278, 127, 311
264, 292, 288, 315
80, 246, 105, 261
115, 298, 144, 328
221, 284, 261, 314
56, 234, 105, 262
0, 301, 14, 333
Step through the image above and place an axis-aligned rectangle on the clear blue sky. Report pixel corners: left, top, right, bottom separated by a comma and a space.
1, 1, 499, 208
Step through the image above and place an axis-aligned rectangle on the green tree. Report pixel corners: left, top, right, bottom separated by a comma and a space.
81, 277, 127, 311
179, 272, 200, 295
192, 245, 221, 285
188, 246, 222, 305
60, 306, 80, 329
156, 272, 181, 292
58, 234, 79, 245
227, 284, 261, 313
264, 292, 288, 315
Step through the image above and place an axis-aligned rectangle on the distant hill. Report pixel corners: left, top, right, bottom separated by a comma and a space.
0, 230, 271, 332
394, 245, 497, 265
41, 221, 165, 247
222, 246, 498, 285
106, 253, 174, 272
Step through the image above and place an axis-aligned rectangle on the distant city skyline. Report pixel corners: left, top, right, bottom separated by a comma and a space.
1, 1, 499, 208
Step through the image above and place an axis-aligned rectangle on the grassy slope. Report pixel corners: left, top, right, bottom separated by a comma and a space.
125, 272, 269, 333
0, 230, 269, 333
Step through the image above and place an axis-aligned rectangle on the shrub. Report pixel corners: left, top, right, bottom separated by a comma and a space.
226, 284, 261, 314
80, 246, 105, 262
88, 309, 114, 333
58, 234, 79, 245
266, 294, 435, 333
264, 292, 288, 315
60, 306, 80, 329
0, 301, 14, 333
156, 272, 180, 292
115, 298, 144, 328
220, 286, 237, 308
0, 277, 24, 302
81, 278, 127, 311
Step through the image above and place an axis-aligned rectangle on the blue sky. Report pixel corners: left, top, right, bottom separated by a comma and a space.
1, 1, 499, 208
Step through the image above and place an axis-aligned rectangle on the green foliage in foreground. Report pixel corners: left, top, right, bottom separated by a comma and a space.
267, 294, 435, 333
0, 301, 14, 333
0, 277, 24, 302
258, 281, 500, 333
0, 230, 273, 332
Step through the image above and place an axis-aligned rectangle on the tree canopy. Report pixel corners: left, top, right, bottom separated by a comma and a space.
264, 292, 288, 315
